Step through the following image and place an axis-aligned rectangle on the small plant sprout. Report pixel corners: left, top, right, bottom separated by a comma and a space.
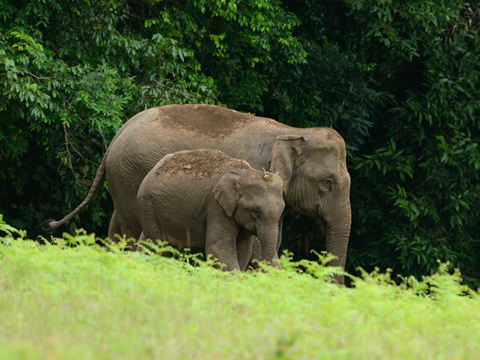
262, 167, 274, 181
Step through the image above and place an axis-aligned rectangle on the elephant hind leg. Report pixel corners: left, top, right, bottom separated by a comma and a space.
108, 210, 122, 241
108, 209, 141, 250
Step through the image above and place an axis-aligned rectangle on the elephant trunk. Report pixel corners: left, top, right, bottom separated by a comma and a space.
324, 198, 352, 285
257, 226, 280, 267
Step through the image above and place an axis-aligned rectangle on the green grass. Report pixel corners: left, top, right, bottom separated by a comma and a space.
1, 218, 479, 360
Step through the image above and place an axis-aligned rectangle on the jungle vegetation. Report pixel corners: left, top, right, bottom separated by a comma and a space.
1, 0, 480, 287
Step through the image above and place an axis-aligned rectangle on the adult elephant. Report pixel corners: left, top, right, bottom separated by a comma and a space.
46, 104, 351, 283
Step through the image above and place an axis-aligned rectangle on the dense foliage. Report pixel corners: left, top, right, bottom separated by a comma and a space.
1, 0, 479, 286
1, 221, 479, 359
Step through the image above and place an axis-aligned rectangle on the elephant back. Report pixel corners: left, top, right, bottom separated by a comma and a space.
153, 149, 253, 180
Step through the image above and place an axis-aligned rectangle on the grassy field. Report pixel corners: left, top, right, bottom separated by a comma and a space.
1, 218, 479, 360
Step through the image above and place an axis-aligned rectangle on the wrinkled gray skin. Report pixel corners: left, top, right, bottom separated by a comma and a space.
137, 149, 285, 271
48, 104, 351, 284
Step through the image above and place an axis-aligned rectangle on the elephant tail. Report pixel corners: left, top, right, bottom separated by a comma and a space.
39, 155, 107, 231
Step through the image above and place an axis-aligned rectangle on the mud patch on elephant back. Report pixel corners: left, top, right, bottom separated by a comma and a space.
160, 104, 257, 137
157, 149, 252, 177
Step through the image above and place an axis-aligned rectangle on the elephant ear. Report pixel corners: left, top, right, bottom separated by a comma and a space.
213, 171, 244, 217
268, 135, 306, 193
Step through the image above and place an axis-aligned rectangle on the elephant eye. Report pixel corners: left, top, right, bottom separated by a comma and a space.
251, 209, 260, 219
324, 179, 332, 191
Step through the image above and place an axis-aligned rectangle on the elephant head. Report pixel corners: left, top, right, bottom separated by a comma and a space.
268, 133, 351, 283
213, 171, 285, 265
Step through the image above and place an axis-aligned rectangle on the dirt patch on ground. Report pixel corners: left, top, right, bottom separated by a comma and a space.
159, 104, 257, 137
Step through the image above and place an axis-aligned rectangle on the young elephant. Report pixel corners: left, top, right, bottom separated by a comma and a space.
137, 149, 285, 271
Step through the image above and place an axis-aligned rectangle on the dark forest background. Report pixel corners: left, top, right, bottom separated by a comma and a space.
1, 0, 480, 287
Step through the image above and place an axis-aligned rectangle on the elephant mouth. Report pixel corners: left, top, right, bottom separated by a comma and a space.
241, 226, 256, 237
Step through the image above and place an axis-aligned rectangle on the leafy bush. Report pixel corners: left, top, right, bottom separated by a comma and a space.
1, 221, 479, 359
342, 0, 480, 287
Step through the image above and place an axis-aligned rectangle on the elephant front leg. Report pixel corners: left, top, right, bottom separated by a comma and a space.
248, 237, 282, 270
236, 232, 253, 271
205, 212, 241, 271
135, 231, 147, 253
